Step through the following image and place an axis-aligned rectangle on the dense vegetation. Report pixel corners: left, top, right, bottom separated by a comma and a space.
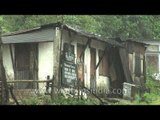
1, 15, 160, 40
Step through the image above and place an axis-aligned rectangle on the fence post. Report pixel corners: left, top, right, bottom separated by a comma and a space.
51, 26, 62, 100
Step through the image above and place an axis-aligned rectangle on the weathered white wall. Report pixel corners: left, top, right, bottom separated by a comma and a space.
2, 44, 14, 80
84, 46, 91, 89
96, 76, 110, 94
38, 42, 54, 93
38, 42, 54, 80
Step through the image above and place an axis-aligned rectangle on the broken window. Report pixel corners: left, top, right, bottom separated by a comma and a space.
146, 54, 159, 74
146, 44, 160, 78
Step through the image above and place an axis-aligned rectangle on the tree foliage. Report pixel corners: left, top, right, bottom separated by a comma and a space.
1, 15, 160, 40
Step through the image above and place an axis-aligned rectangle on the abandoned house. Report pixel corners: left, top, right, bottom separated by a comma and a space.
0, 22, 148, 98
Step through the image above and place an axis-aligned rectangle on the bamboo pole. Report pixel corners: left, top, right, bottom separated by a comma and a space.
7, 80, 52, 83
0, 27, 9, 104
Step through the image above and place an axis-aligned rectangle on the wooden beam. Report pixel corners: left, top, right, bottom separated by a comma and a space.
51, 26, 62, 100
140, 54, 144, 75
143, 55, 146, 83
146, 51, 160, 54
0, 28, 9, 104
9, 44, 15, 72
132, 52, 135, 82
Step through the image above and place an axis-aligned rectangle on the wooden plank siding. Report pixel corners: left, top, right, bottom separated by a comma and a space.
77, 44, 85, 86
98, 50, 109, 76
90, 48, 96, 90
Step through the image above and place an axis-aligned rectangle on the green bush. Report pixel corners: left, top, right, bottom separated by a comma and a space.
20, 94, 99, 105
21, 97, 40, 105
137, 74, 160, 104
142, 93, 159, 104
129, 73, 160, 105
21, 95, 52, 105
52, 95, 99, 105
134, 94, 142, 103
146, 75, 160, 95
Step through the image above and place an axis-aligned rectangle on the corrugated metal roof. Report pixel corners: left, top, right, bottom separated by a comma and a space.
2, 28, 54, 44
1, 22, 123, 47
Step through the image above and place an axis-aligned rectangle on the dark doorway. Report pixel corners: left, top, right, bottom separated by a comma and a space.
14, 43, 38, 89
